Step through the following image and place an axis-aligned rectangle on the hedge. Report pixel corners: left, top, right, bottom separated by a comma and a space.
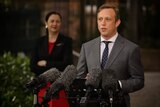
0, 52, 34, 107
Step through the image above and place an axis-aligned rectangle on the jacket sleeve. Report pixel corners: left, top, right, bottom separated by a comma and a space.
76, 44, 88, 79
120, 46, 144, 93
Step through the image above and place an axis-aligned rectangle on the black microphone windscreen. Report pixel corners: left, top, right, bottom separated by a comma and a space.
79, 68, 101, 106
85, 68, 102, 88
25, 77, 41, 90
102, 69, 116, 90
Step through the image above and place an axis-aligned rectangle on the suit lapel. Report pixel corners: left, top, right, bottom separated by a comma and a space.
106, 35, 124, 68
92, 37, 101, 67
50, 34, 63, 55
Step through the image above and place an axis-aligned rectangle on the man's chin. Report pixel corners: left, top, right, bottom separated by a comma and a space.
101, 32, 108, 36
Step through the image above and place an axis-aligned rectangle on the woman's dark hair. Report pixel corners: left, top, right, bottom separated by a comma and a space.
45, 11, 62, 35
45, 11, 62, 22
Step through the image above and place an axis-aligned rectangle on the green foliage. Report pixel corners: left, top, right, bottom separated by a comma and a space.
0, 52, 34, 107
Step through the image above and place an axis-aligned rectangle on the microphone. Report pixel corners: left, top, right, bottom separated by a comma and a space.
102, 69, 118, 105
41, 65, 77, 105
25, 68, 61, 90
80, 68, 102, 106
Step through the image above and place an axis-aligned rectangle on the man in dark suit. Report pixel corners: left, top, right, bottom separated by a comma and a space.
77, 3, 144, 107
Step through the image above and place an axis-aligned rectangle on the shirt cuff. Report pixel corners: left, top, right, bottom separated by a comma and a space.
118, 80, 122, 89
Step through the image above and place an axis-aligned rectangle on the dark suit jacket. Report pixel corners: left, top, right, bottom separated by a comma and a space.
30, 33, 73, 76
77, 35, 144, 107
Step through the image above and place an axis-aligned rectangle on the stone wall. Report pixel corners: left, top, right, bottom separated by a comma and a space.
141, 49, 160, 72
130, 72, 160, 107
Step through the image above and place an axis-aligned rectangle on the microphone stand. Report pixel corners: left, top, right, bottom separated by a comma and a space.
79, 88, 109, 107
97, 89, 108, 107
108, 90, 113, 107
33, 87, 41, 107
33, 83, 48, 107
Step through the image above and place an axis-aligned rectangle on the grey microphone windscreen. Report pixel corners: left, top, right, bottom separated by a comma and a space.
39, 68, 61, 82
42, 65, 77, 104
55, 65, 77, 88
85, 68, 102, 88
25, 68, 61, 90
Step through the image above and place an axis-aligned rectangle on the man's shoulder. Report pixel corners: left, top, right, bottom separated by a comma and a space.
118, 35, 139, 48
83, 37, 100, 46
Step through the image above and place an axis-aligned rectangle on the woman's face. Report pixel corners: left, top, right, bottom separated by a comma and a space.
46, 14, 61, 33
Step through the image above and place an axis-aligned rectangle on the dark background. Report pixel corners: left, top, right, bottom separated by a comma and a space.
0, 0, 160, 52
0, 0, 160, 106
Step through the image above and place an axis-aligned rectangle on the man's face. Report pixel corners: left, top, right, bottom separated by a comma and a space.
97, 8, 120, 39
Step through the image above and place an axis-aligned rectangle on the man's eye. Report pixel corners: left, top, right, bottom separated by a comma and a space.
98, 18, 103, 21
106, 18, 111, 21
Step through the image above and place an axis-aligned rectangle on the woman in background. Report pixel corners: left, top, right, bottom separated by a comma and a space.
30, 11, 73, 107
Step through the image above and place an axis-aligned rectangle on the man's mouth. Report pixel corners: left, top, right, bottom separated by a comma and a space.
101, 28, 107, 31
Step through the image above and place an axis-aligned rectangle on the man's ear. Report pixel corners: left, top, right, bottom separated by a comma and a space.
116, 19, 121, 27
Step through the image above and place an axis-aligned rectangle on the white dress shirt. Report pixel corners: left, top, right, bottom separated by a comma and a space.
100, 33, 118, 62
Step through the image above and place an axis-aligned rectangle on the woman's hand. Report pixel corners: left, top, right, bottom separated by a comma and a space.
37, 60, 47, 67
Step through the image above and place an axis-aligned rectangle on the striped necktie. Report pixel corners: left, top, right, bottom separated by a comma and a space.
101, 41, 111, 69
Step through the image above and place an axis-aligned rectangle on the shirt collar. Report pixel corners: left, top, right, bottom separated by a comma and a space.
101, 32, 118, 43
